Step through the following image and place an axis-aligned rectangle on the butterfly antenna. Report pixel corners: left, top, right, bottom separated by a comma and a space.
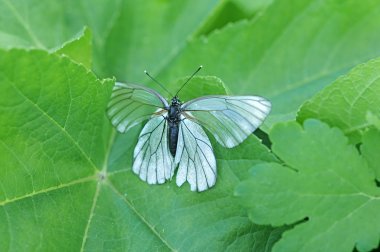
144, 70, 174, 97
175, 65, 203, 97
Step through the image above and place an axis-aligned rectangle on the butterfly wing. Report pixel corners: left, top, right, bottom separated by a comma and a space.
175, 115, 216, 192
181, 96, 271, 148
107, 82, 169, 133
133, 113, 175, 184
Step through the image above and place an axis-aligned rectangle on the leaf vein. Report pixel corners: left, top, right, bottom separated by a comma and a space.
0, 175, 95, 206
7, 77, 99, 172
107, 182, 177, 252
2, 0, 45, 48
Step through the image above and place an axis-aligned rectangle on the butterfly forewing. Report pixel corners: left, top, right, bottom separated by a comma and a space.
107, 82, 169, 133
181, 96, 271, 148
133, 113, 175, 184
175, 116, 216, 192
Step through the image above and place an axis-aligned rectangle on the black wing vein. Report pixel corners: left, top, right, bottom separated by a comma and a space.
107, 82, 169, 133
175, 117, 216, 192
132, 115, 174, 184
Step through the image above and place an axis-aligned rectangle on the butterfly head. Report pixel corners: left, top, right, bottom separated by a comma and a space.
171, 96, 182, 106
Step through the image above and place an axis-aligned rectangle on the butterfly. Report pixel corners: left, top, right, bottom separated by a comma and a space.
106, 66, 271, 192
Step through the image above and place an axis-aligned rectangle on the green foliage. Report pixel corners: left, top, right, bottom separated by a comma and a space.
159, 0, 380, 128
298, 58, 380, 143
0, 49, 113, 250
361, 129, 380, 181
173, 75, 229, 101
56, 27, 93, 68
1, 0, 380, 251
236, 119, 380, 252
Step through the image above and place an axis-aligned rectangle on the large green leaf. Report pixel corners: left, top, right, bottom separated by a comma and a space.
0, 49, 113, 250
235, 119, 380, 252
105, 77, 282, 251
0, 49, 284, 251
298, 57, 380, 142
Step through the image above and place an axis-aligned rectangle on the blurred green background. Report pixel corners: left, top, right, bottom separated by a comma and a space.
2, 0, 380, 127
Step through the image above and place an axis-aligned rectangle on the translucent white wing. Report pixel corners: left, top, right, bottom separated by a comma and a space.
175, 116, 216, 192
133, 114, 174, 184
181, 96, 271, 148
107, 82, 169, 133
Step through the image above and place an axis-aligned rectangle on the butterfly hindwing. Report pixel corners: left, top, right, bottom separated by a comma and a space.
107, 82, 169, 133
181, 96, 271, 148
175, 115, 216, 192
133, 112, 174, 184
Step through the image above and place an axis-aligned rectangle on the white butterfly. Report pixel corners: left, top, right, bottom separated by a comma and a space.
107, 67, 271, 192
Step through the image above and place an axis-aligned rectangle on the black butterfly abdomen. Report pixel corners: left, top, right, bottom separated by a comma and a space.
168, 121, 179, 157
168, 104, 181, 157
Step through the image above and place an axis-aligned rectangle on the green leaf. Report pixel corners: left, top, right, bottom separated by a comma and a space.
366, 111, 380, 130
100, 1, 223, 80
232, 0, 274, 14
235, 119, 380, 252
158, 0, 380, 128
298, 58, 380, 142
56, 27, 92, 68
194, 0, 273, 37
361, 129, 380, 181
215, 134, 277, 165
0, 49, 113, 250
105, 74, 283, 251
105, 139, 284, 251
0, 0, 230, 79
0, 49, 283, 251
173, 75, 229, 101
0, 0, 122, 51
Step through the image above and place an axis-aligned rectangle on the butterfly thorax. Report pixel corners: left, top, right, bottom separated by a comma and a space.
167, 97, 182, 156
168, 97, 182, 121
